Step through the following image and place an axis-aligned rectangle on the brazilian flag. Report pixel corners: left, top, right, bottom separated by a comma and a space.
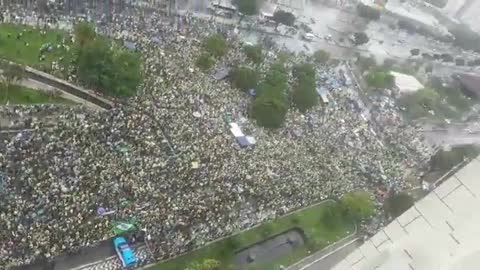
112, 218, 138, 235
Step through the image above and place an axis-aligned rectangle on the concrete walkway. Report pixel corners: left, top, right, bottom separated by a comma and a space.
20, 77, 102, 110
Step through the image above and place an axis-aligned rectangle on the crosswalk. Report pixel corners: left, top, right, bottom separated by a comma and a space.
75, 246, 152, 270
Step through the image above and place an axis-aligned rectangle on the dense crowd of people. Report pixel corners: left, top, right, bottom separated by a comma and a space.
0, 4, 433, 268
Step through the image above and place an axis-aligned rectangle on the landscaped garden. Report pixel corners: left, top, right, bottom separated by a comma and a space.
148, 191, 374, 270
0, 22, 142, 98
0, 84, 70, 105
0, 23, 69, 67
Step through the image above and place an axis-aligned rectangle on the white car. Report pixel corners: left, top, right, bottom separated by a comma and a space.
303, 33, 314, 41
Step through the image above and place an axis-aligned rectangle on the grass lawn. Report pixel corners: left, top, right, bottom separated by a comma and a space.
148, 201, 355, 270
0, 23, 71, 69
0, 84, 72, 104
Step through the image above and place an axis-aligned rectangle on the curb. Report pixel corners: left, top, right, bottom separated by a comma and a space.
296, 237, 360, 270
286, 225, 358, 270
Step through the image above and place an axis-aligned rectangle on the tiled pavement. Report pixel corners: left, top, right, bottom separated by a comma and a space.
331, 156, 480, 270
74, 246, 152, 270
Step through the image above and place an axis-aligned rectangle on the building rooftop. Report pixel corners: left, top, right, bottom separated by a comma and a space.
332, 156, 480, 270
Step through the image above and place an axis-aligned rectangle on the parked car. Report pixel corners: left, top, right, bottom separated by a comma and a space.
113, 236, 137, 267
302, 32, 314, 41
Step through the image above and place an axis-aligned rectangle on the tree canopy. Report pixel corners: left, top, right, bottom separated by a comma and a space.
73, 23, 141, 97
292, 63, 318, 112
365, 71, 394, 89
441, 53, 453, 62
233, 0, 258, 15
273, 10, 296, 27
353, 32, 369, 45
203, 34, 228, 58
74, 21, 96, 48
410, 48, 420, 56
75, 36, 142, 97
357, 3, 381, 20
313, 49, 330, 64
243, 44, 263, 64
340, 191, 375, 222
195, 53, 215, 71
384, 193, 414, 218
251, 63, 289, 128
230, 66, 258, 91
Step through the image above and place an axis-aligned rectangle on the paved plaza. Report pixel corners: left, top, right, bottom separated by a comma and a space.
331, 156, 480, 270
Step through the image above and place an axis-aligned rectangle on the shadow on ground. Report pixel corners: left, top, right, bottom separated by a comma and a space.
233, 227, 306, 269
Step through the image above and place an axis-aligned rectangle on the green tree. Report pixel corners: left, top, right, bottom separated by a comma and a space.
357, 3, 381, 20
234, 0, 258, 15
441, 53, 453, 62
230, 66, 258, 91
292, 63, 318, 112
74, 21, 96, 49
196, 53, 215, 71
353, 32, 369, 45
340, 191, 375, 222
243, 44, 263, 64
252, 63, 289, 128
76, 38, 113, 91
384, 193, 414, 218
277, 51, 292, 64
313, 49, 330, 64
203, 34, 228, 58
0, 62, 24, 102
365, 71, 394, 89
252, 88, 288, 128
410, 48, 420, 56
273, 10, 296, 27
185, 259, 221, 270
109, 50, 142, 97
